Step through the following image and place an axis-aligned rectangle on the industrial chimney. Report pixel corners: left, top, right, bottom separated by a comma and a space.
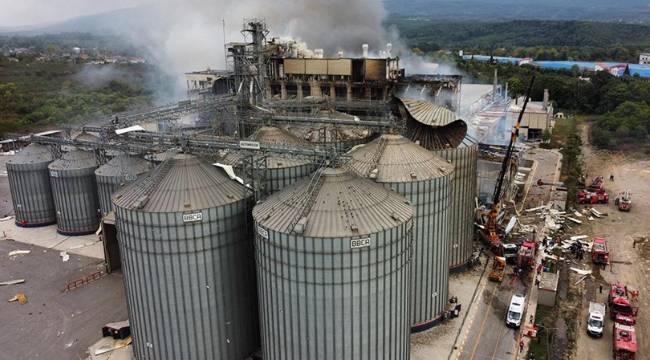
362, 44, 369, 58
543, 89, 550, 110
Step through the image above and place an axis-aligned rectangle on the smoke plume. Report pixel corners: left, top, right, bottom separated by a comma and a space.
110, 0, 404, 98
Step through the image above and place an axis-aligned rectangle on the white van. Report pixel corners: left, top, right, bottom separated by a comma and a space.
506, 294, 526, 328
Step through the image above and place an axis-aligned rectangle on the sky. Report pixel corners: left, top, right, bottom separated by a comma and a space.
0, 0, 141, 27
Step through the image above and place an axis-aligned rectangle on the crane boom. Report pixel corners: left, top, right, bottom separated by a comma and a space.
485, 76, 536, 248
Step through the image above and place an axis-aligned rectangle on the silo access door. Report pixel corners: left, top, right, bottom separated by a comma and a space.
101, 212, 122, 273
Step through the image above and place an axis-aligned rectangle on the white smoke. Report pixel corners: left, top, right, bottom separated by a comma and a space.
115, 0, 388, 87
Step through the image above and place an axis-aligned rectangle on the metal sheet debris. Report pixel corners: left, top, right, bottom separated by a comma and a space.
60, 251, 70, 262
570, 267, 592, 276
8, 250, 31, 257
0, 279, 25, 286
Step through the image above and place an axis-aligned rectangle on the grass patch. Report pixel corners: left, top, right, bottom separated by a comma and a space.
528, 305, 555, 359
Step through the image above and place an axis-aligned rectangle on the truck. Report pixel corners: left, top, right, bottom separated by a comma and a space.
615, 190, 632, 212
517, 239, 536, 271
502, 243, 519, 265
613, 323, 637, 360
578, 190, 609, 204
591, 237, 610, 265
588, 176, 605, 193
609, 282, 639, 323
587, 302, 606, 337
489, 256, 506, 282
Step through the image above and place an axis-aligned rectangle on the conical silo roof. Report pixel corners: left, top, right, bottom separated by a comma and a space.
8, 143, 54, 165
249, 126, 311, 147
95, 155, 151, 178
223, 126, 312, 169
347, 134, 454, 182
48, 150, 97, 171
253, 167, 413, 238
74, 131, 101, 143
398, 98, 458, 127
113, 154, 250, 212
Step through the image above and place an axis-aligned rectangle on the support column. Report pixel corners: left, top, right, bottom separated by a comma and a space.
297, 81, 303, 102
365, 85, 372, 101
280, 80, 287, 100
264, 81, 273, 99
310, 80, 322, 97
330, 82, 336, 100
346, 81, 353, 102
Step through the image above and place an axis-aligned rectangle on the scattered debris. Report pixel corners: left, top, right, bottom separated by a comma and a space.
570, 267, 593, 276
102, 320, 130, 340
590, 208, 607, 218
8, 249, 31, 257
8, 293, 28, 304
567, 217, 582, 225
0, 216, 14, 222
0, 279, 25, 286
60, 251, 69, 262
62, 270, 107, 292
93, 337, 132, 356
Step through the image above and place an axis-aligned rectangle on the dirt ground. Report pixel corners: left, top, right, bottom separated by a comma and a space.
574, 124, 650, 360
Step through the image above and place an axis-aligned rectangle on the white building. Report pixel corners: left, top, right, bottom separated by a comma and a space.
640, 53, 650, 65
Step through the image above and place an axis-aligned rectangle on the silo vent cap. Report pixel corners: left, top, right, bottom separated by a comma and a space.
134, 196, 149, 209
293, 217, 308, 234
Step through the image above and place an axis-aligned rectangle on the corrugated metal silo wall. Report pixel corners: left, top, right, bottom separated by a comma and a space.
116, 200, 260, 360
388, 175, 452, 329
262, 164, 317, 194
434, 143, 478, 271
49, 167, 100, 235
7, 161, 56, 226
254, 221, 413, 360
96, 174, 135, 216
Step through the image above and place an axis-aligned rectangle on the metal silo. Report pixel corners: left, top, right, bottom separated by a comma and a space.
253, 167, 414, 360
7, 143, 56, 227
399, 98, 479, 272
223, 126, 316, 195
433, 136, 478, 271
48, 150, 100, 235
112, 154, 259, 360
283, 123, 375, 153
347, 134, 454, 331
95, 155, 151, 216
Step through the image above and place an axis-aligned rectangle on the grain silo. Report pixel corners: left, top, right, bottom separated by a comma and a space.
95, 155, 152, 216
399, 98, 479, 271
223, 126, 316, 195
48, 150, 100, 235
283, 123, 375, 153
7, 143, 57, 227
347, 134, 454, 331
434, 136, 479, 271
112, 154, 259, 360
253, 167, 414, 360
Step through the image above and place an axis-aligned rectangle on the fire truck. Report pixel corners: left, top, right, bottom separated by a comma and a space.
615, 190, 632, 212
577, 189, 609, 204
591, 237, 609, 265
613, 323, 637, 360
517, 239, 536, 271
609, 282, 639, 323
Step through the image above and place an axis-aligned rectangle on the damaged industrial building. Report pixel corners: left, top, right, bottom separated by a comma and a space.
3, 20, 505, 360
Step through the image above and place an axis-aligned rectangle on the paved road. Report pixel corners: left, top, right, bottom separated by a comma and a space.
459, 277, 527, 360
456, 148, 561, 360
